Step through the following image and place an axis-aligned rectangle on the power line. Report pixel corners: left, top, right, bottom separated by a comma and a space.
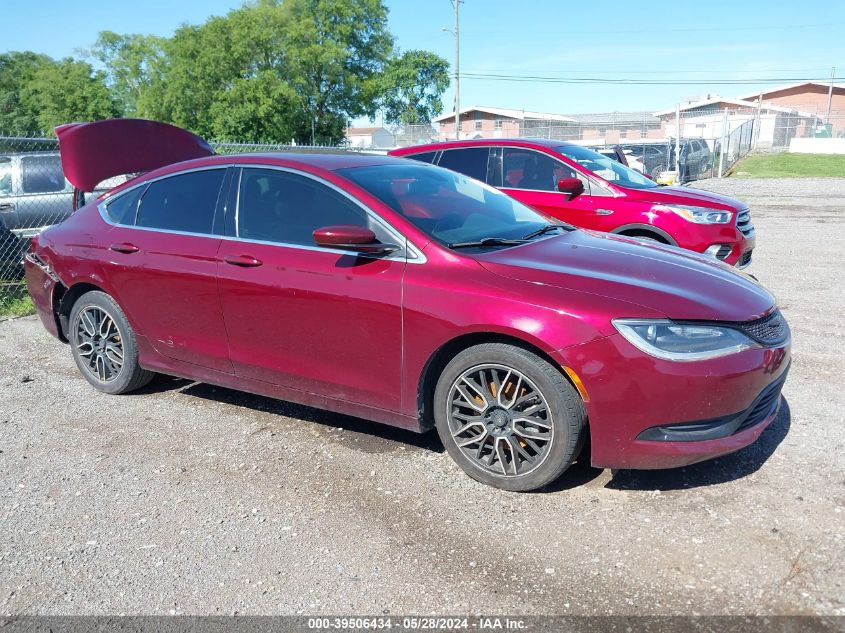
461, 21, 845, 36
460, 73, 845, 85
463, 67, 838, 76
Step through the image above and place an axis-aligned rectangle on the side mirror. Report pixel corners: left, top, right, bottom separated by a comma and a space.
312, 225, 399, 255
557, 177, 585, 199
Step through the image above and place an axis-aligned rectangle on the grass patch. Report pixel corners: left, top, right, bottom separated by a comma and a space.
731, 153, 845, 178
0, 283, 35, 318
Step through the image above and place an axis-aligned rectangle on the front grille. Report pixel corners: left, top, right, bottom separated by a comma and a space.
733, 309, 789, 346
736, 369, 788, 432
736, 208, 754, 237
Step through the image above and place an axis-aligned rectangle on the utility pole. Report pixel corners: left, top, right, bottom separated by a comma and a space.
826, 66, 836, 125
452, 1, 462, 140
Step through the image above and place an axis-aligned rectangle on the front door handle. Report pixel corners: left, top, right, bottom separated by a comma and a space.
109, 243, 140, 254
223, 254, 263, 268
0, 202, 14, 211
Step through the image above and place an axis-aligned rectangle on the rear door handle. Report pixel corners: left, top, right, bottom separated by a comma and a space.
0, 202, 14, 211
109, 243, 140, 254
223, 254, 263, 268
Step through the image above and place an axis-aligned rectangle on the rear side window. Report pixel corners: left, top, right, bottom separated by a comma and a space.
437, 147, 490, 182
104, 186, 145, 225
21, 155, 66, 194
404, 151, 437, 164
136, 169, 225, 234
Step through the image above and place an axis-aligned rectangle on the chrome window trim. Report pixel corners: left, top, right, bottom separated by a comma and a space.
97, 163, 426, 264
99, 164, 227, 228
232, 164, 425, 264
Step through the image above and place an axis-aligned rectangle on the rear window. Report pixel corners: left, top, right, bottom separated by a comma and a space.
136, 169, 225, 234
21, 155, 66, 194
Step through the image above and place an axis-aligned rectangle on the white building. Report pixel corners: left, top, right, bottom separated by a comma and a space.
344, 127, 394, 149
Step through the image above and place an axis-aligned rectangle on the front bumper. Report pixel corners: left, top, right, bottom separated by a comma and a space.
555, 332, 790, 470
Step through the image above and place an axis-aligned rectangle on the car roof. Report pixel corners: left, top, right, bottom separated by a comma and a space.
232, 151, 407, 170
391, 138, 578, 154
103, 150, 415, 198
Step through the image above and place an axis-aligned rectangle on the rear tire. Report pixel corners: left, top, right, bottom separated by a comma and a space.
433, 343, 586, 492
69, 291, 154, 394
650, 163, 666, 179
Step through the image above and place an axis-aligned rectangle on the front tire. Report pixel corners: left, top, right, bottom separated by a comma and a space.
69, 291, 154, 394
433, 343, 586, 491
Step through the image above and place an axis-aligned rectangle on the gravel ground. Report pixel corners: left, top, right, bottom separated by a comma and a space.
1, 178, 844, 616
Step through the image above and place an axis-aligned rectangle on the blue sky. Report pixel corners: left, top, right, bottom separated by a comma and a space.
4, 0, 844, 121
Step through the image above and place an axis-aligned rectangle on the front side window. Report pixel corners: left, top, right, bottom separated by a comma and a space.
338, 163, 553, 248
136, 169, 225, 234
21, 155, 66, 194
237, 168, 389, 247
555, 144, 658, 190
502, 148, 578, 192
0, 158, 11, 196
437, 147, 490, 182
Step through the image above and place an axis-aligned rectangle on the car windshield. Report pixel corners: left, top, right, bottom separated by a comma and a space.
338, 163, 560, 249
555, 144, 658, 190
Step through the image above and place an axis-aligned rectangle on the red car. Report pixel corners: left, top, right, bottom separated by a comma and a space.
389, 139, 755, 268
25, 119, 789, 491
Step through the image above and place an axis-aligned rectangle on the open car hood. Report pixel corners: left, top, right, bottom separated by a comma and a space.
55, 119, 215, 192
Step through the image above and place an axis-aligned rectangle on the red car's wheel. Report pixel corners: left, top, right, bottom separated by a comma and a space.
434, 343, 586, 491
69, 291, 154, 395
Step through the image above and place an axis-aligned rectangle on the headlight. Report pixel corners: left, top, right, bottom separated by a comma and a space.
612, 319, 756, 361
655, 204, 732, 224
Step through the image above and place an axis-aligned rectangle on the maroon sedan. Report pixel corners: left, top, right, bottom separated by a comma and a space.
25, 119, 790, 491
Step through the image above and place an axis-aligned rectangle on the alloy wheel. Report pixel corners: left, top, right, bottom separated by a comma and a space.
74, 305, 124, 382
447, 364, 554, 477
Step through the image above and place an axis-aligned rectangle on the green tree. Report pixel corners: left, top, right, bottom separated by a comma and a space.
138, 1, 292, 139
380, 50, 450, 126
22, 59, 120, 133
209, 71, 304, 142
0, 51, 53, 134
138, 0, 392, 144
281, 0, 393, 142
90, 31, 166, 116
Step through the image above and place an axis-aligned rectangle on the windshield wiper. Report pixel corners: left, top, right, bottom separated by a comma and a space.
448, 237, 527, 249
521, 224, 569, 240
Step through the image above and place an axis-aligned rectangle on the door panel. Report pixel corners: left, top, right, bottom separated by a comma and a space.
101, 228, 232, 373
96, 168, 232, 373
218, 244, 404, 409
217, 167, 404, 411
500, 148, 597, 228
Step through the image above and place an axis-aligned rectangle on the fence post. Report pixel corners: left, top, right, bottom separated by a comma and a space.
753, 93, 762, 151
718, 108, 728, 178
674, 104, 681, 176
